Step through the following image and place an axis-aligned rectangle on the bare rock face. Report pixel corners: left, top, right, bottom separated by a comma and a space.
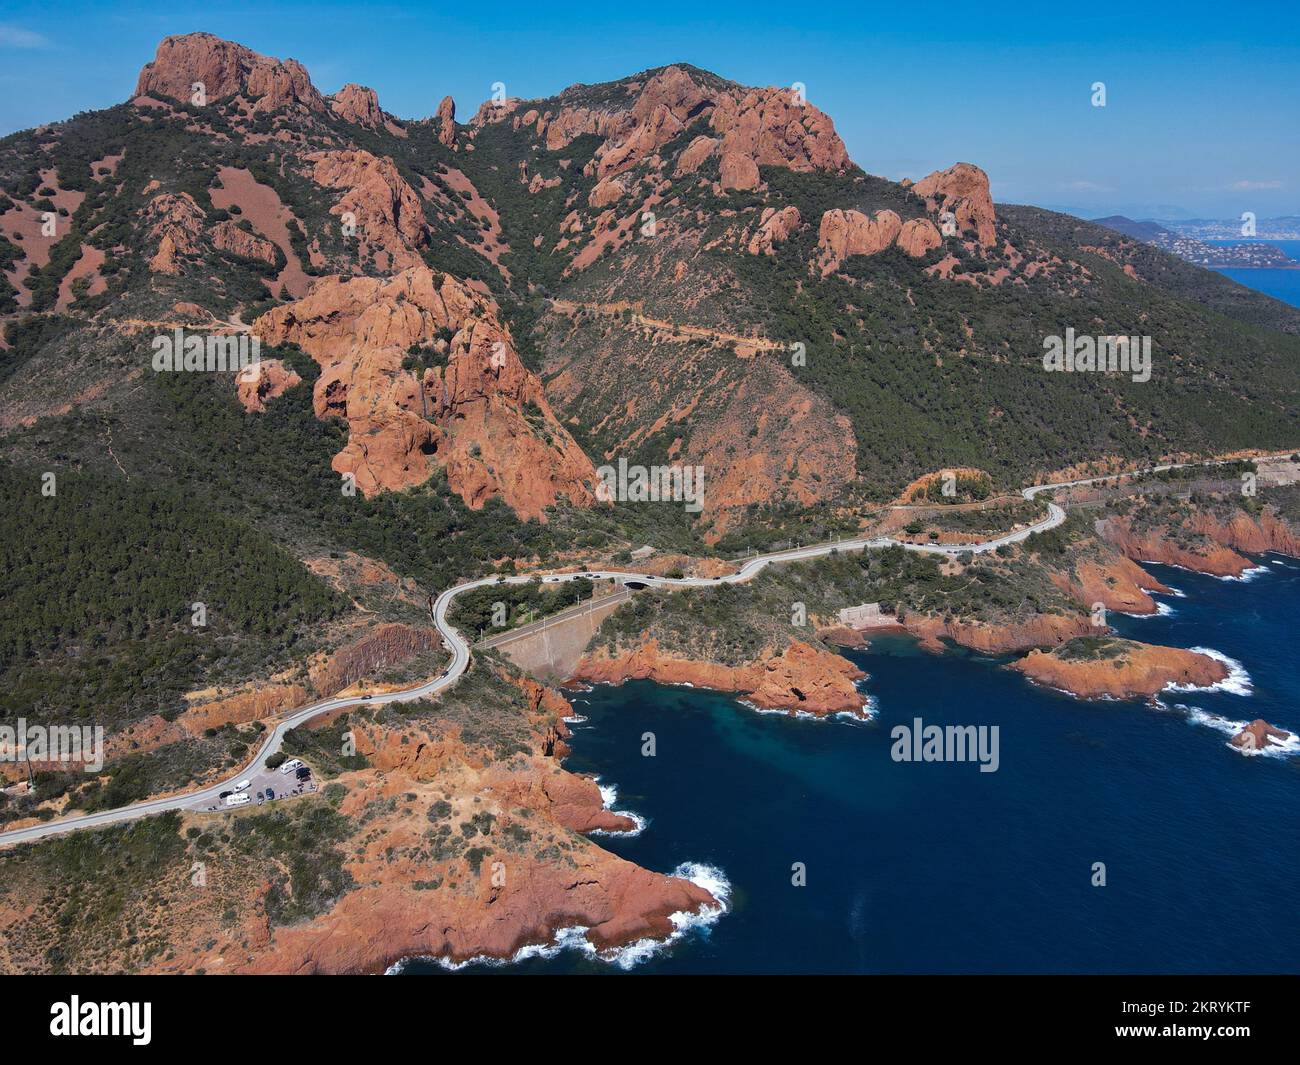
1230, 719, 1293, 752
1011, 639, 1228, 700
816, 208, 902, 273
307, 149, 428, 270
747, 205, 801, 255
253, 266, 597, 518
532, 65, 849, 186
912, 162, 997, 248
235, 358, 301, 413
588, 178, 625, 209
144, 192, 206, 273
719, 151, 760, 191
211, 219, 278, 265
330, 83, 385, 129
674, 134, 718, 176
896, 217, 943, 257
134, 32, 325, 115
435, 95, 457, 148
573, 638, 868, 718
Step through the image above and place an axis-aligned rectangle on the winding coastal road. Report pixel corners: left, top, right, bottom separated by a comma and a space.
0, 454, 1286, 848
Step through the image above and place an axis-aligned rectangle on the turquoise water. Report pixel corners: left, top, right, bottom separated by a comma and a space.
406, 553, 1300, 974
1210, 238, 1300, 307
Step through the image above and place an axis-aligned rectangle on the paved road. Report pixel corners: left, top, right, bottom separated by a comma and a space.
0, 453, 1287, 847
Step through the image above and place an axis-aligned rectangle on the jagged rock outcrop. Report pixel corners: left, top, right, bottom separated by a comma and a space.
816, 208, 902, 273
572, 638, 868, 717
1098, 515, 1257, 578
1012, 639, 1228, 700
310, 623, 441, 696
816, 209, 950, 272
588, 178, 625, 208
211, 219, 279, 264
253, 266, 597, 517
896, 216, 943, 257
523, 65, 848, 185
306, 149, 428, 270
236, 358, 301, 412
1230, 719, 1293, 752
330, 83, 385, 128
145, 192, 205, 273
435, 95, 457, 148
1050, 554, 1172, 616
134, 32, 325, 114
719, 152, 760, 191
747, 205, 801, 255
912, 162, 997, 247
904, 613, 1094, 654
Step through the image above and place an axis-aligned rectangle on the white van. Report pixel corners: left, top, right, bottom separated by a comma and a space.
225, 793, 250, 807
279, 759, 303, 775
232, 779, 252, 792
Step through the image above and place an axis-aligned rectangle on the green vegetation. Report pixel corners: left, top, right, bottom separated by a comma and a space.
0, 463, 342, 729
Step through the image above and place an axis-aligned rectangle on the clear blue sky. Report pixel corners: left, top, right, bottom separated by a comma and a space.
2, 0, 1295, 218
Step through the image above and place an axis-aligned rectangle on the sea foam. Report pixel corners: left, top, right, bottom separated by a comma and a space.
387, 861, 731, 973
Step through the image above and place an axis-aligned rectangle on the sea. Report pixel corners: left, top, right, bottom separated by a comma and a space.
1210, 238, 1300, 307
403, 552, 1300, 974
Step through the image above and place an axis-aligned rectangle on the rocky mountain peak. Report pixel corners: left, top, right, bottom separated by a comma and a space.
329, 83, 385, 129
134, 32, 325, 114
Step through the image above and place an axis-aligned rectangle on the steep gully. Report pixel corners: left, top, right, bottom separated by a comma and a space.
0, 455, 1289, 848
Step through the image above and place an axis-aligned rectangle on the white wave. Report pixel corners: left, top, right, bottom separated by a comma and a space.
589, 779, 647, 837
1171, 647, 1253, 696
1159, 584, 1188, 598
1155, 697, 1298, 759
388, 862, 730, 973
1216, 564, 1270, 583
1119, 601, 1175, 618
837, 690, 879, 722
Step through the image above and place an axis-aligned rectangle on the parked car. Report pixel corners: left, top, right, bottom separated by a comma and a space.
233, 779, 251, 792
224, 793, 250, 807
279, 758, 303, 775
265, 788, 275, 800
295, 766, 311, 780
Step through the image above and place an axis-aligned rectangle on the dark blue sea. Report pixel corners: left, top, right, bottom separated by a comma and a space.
1211, 238, 1300, 308
406, 553, 1300, 974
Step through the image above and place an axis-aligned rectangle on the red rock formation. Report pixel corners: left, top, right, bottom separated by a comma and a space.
253, 267, 597, 517
1230, 719, 1293, 752
1011, 641, 1228, 700
747, 206, 801, 254
816, 208, 902, 273
912, 163, 997, 248
533, 66, 848, 185
144, 192, 205, 273
235, 358, 301, 412
309, 623, 441, 696
435, 95, 457, 148
134, 32, 325, 115
573, 638, 867, 717
674, 135, 718, 176
306, 149, 428, 270
211, 219, 278, 265
904, 613, 1093, 654
719, 152, 760, 191
330, 83, 385, 129
588, 178, 625, 208
1098, 516, 1257, 578
896, 217, 943, 257
1050, 554, 1172, 616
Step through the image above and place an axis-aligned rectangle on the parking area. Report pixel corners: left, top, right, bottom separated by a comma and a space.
192, 759, 317, 814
